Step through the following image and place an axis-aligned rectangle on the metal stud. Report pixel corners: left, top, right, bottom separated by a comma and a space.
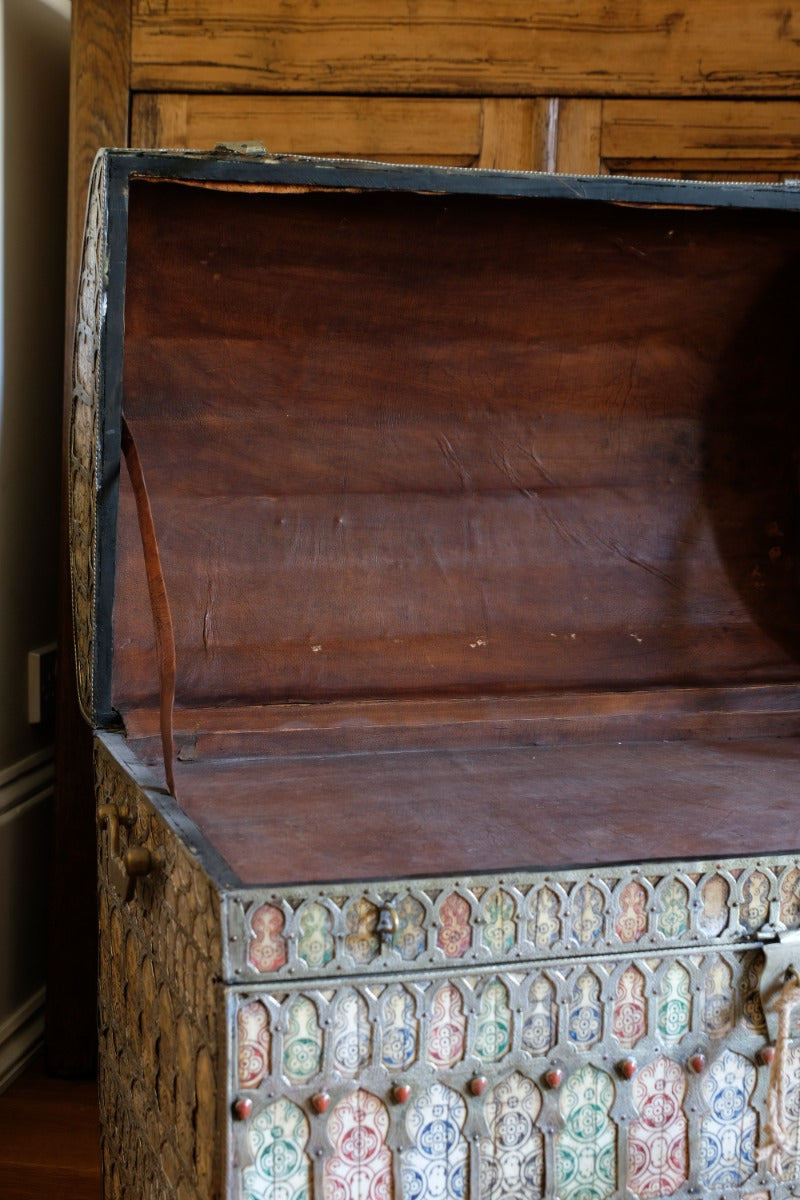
232, 1096, 253, 1121
469, 1075, 489, 1096
310, 1091, 331, 1113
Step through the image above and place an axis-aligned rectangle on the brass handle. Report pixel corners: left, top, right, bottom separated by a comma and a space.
98, 803, 152, 902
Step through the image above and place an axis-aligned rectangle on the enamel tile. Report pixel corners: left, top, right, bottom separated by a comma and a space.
480, 1072, 544, 1199
615, 881, 648, 944
475, 977, 512, 1065
382, 987, 418, 1071
345, 898, 381, 965
282, 995, 323, 1083
243, 1099, 311, 1200
700, 1050, 757, 1188
698, 875, 730, 938
571, 883, 604, 947
628, 1056, 687, 1198
437, 892, 472, 959
248, 904, 287, 973
613, 965, 647, 1050
656, 879, 689, 940
298, 901, 335, 969
656, 963, 691, 1046
484, 889, 517, 955
527, 886, 561, 949
395, 895, 427, 961
703, 956, 734, 1040
557, 1065, 616, 1200
568, 970, 603, 1050
238, 1000, 270, 1090
427, 983, 466, 1069
324, 1089, 393, 1200
333, 989, 372, 1077
522, 975, 558, 1056
404, 1083, 468, 1200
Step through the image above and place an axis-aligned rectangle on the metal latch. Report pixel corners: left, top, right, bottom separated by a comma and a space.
213, 141, 268, 157
758, 926, 800, 1043
98, 804, 152, 903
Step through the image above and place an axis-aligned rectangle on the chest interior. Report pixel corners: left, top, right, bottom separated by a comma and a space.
108, 175, 800, 885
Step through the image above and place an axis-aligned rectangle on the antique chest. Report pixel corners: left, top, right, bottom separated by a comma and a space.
71, 148, 800, 1200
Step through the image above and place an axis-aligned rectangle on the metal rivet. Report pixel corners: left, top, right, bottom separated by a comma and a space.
618, 1057, 637, 1080
544, 1067, 563, 1089
232, 1096, 253, 1121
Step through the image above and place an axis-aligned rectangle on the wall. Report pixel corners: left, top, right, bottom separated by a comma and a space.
0, 0, 70, 1089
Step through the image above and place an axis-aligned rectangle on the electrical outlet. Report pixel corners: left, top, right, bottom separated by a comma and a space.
28, 643, 58, 730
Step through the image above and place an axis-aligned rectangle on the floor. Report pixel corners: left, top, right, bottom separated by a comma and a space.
0, 1053, 101, 1199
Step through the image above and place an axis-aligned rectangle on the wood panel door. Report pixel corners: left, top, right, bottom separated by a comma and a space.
553, 99, 800, 180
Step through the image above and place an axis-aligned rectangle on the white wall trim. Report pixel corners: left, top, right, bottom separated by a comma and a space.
0, 746, 54, 821
0, 985, 46, 1092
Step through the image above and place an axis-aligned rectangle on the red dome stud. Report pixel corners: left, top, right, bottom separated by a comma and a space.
311, 1091, 331, 1114
760, 1046, 776, 1066
618, 1058, 638, 1080
232, 1096, 253, 1121
688, 1052, 706, 1075
544, 1067, 563, 1089
469, 1075, 489, 1096
393, 1083, 412, 1104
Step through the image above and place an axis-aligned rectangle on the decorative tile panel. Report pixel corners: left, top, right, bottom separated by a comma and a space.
557, 1065, 616, 1200
615, 881, 648, 944
298, 902, 335, 969
483, 889, 517, 955
656, 879, 690, 940
703, 956, 735, 1040
612, 965, 647, 1050
522, 976, 558, 1056
283, 996, 323, 1084
700, 1050, 758, 1188
699, 875, 730, 937
779, 867, 800, 928
395, 896, 427, 962
249, 905, 288, 973
428, 984, 466, 1069
480, 1072, 544, 1199
475, 977, 512, 1065
657, 963, 691, 1045
243, 1099, 311, 1200
324, 1090, 393, 1200
437, 893, 472, 959
568, 970, 603, 1050
381, 987, 418, 1071
238, 1001, 270, 1090
739, 870, 771, 934
404, 1083, 468, 1200
345, 898, 381, 965
527, 887, 561, 949
231, 854, 800, 983
628, 1056, 688, 1198
333, 990, 372, 1077
570, 883, 605, 948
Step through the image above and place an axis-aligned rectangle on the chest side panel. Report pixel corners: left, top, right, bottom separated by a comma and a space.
95, 739, 226, 1199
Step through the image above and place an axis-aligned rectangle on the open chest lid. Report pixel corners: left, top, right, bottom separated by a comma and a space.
71, 148, 800, 884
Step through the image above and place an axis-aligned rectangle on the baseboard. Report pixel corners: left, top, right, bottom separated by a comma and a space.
0, 750, 55, 1092
0, 986, 46, 1092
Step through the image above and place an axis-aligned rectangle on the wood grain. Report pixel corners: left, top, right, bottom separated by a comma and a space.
168, 738, 800, 884
0, 1056, 100, 1200
131, 93, 546, 169
601, 99, 800, 179
129, 1, 800, 96
112, 180, 800, 715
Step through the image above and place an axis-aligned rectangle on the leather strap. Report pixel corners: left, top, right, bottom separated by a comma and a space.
120, 414, 178, 798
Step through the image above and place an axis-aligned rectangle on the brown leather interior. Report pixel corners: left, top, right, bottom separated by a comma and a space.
113, 176, 800, 882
